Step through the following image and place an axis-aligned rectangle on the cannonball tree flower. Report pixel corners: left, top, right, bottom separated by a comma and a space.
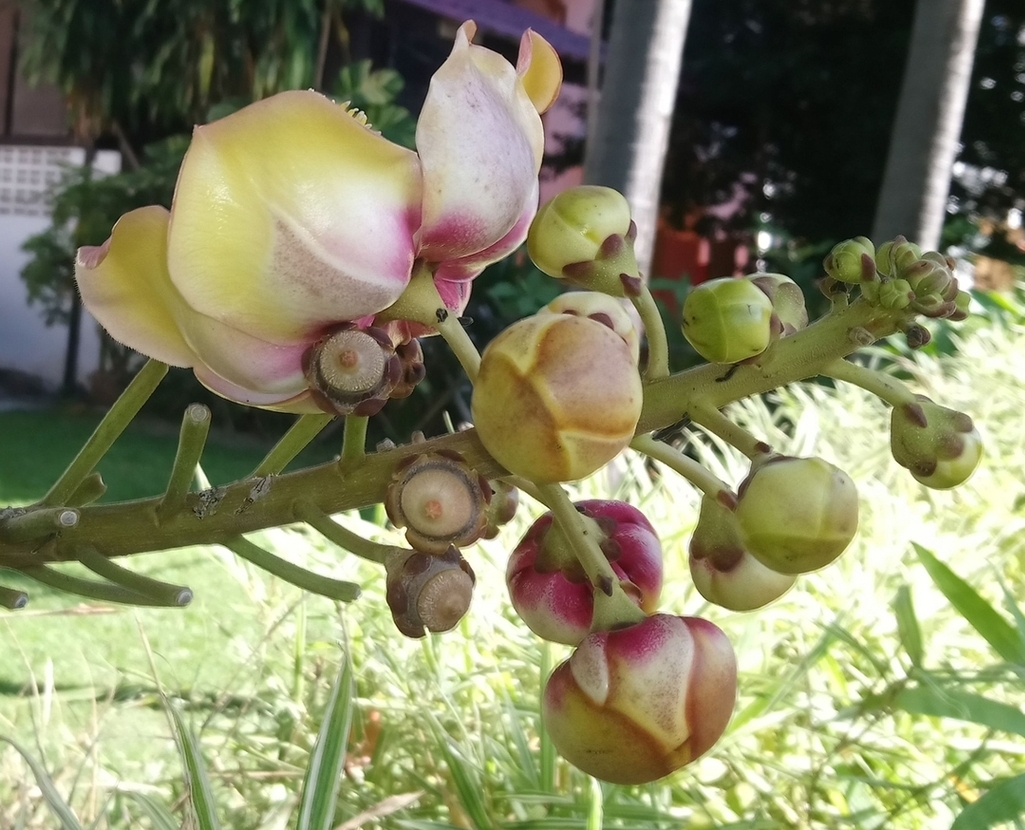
74, 22, 562, 413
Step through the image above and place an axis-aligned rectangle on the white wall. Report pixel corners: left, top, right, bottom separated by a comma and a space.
0, 146, 120, 391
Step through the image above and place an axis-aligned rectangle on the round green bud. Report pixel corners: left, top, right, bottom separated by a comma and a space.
527, 185, 634, 279
890, 397, 982, 489
877, 279, 914, 310
876, 237, 922, 277
735, 456, 859, 575
682, 277, 774, 364
824, 237, 875, 284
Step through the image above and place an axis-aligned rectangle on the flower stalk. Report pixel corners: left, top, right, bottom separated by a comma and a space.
222, 536, 362, 602
251, 413, 335, 477
158, 403, 212, 519
630, 433, 733, 501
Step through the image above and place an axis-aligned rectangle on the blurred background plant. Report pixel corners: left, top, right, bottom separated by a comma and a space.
1, 292, 1022, 829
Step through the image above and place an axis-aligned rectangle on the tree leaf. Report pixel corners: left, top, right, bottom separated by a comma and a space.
951, 771, 1025, 830
913, 543, 1025, 666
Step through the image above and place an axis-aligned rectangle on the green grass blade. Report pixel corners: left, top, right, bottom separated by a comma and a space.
913, 544, 1025, 666
295, 657, 354, 830
893, 584, 924, 666
894, 685, 1025, 737
166, 701, 222, 830
429, 719, 493, 830
0, 736, 84, 830
122, 791, 180, 830
951, 771, 1025, 830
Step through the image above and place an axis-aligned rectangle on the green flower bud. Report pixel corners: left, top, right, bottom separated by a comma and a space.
682, 277, 774, 364
890, 396, 982, 489
735, 456, 859, 575
876, 237, 922, 277
527, 185, 635, 282
472, 307, 642, 483
747, 272, 808, 336
948, 290, 971, 322
689, 496, 797, 611
824, 237, 875, 283
877, 278, 914, 310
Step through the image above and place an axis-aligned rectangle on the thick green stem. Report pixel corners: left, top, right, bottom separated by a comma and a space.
630, 434, 733, 500
19, 562, 179, 607
819, 358, 917, 409
690, 403, 770, 460
251, 413, 334, 478
0, 297, 908, 568
41, 359, 168, 507
293, 500, 392, 565
0, 507, 79, 544
158, 404, 211, 519
76, 546, 192, 606
222, 536, 361, 602
631, 285, 670, 380
0, 584, 28, 609
535, 483, 646, 632
340, 416, 369, 467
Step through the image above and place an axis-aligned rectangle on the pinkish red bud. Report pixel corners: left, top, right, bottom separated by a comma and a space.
507, 500, 663, 644
542, 614, 737, 784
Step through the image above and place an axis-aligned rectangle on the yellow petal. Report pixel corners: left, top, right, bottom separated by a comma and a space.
74, 206, 198, 367
517, 30, 563, 114
416, 21, 545, 263
168, 90, 423, 343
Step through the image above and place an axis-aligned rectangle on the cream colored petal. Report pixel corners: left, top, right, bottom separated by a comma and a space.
516, 29, 563, 114
193, 364, 322, 413
168, 90, 423, 343
74, 206, 198, 367
416, 21, 545, 263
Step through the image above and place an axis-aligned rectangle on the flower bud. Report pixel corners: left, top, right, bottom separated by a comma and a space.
384, 546, 476, 638
507, 500, 663, 644
877, 278, 914, 310
303, 324, 402, 416
890, 396, 982, 489
747, 272, 808, 336
481, 480, 519, 540
385, 450, 490, 554
542, 614, 737, 784
472, 310, 642, 483
735, 456, 859, 574
538, 291, 641, 364
688, 495, 796, 611
875, 237, 922, 278
527, 185, 634, 279
682, 277, 774, 364
824, 237, 876, 284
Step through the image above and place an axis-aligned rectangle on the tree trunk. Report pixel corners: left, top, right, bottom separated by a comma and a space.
872, 0, 985, 250
583, 0, 693, 277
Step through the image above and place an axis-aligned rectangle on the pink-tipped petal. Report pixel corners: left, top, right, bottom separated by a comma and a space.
74, 206, 198, 368
416, 21, 545, 264
168, 90, 423, 342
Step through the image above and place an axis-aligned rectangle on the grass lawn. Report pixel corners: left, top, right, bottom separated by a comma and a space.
0, 405, 343, 793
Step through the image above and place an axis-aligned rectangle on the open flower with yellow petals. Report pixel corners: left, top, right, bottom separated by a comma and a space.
75, 21, 561, 412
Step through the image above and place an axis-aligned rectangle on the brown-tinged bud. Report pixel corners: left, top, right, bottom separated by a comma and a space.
385, 451, 490, 554
391, 338, 426, 399
747, 272, 809, 336
472, 309, 642, 483
538, 291, 641, 363
303, 324, 401, 416
688, 495, 796, 611
482, 480, 519, 539
890, 396, 982, 489
384, 547, 476, 638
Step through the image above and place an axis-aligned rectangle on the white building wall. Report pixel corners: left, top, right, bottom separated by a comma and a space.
0, 146, 120, 391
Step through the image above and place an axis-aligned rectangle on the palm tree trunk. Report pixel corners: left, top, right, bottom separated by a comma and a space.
583, 0, 693, 276
872, 0, 985, 249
